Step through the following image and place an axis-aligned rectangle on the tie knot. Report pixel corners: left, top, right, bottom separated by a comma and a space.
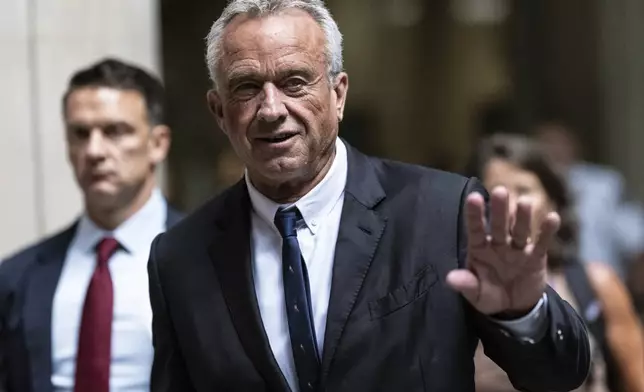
96, 237, 120, 265
274, 207, 301, 238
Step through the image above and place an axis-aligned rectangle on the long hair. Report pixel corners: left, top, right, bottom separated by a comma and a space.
469, 134, 578, 268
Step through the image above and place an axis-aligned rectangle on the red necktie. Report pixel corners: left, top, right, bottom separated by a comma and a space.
74, 237, 120, 392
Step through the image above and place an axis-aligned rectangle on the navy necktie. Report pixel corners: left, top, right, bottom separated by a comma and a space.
274, 207, 320, 391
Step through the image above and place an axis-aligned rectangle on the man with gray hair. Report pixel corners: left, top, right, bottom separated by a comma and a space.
147, 1, 590, 391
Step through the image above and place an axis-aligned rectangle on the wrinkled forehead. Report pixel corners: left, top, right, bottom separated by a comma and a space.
218, 10, 327, 74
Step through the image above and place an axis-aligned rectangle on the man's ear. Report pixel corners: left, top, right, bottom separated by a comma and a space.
333, 72, 349, 122
207, 89, 227, 134
149, 124, 171, 165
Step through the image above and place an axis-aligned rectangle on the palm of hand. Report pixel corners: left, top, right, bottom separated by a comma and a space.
447, 187, 559, 316
466, 239, 548, 315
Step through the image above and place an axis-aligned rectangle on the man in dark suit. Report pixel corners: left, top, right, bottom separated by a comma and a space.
147, 1, 591, 391
0, 58, 183, 392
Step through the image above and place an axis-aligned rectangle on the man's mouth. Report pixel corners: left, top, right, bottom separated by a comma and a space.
89, 172, 112, 181
258, 132, 298, 143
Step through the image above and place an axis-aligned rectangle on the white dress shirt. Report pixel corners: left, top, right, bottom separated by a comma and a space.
51, 189, 167, 392
247, 138, 547, 391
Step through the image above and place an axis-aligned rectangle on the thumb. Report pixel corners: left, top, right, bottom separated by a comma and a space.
446, 269, 480, 305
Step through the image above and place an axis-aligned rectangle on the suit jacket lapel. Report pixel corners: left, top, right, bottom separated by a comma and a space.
22, 224, 77, 392
208, 181, 290, 391
19, 204, 180, 392
320, 143, 387, 385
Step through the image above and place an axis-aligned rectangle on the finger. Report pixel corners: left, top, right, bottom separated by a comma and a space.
510, 196, 532, 249
466, 192, 487, 247
489, 187, 509, 245
532, 212, 561, 260
446, 269, 480, 305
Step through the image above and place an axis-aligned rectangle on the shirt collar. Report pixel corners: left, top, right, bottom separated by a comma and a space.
246, 138, 348, 235
72, 188, 167, 255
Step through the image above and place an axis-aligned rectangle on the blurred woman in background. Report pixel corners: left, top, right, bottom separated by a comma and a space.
471, 134, 644, 392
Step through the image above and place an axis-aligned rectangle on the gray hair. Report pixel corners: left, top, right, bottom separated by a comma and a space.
205, 0, 343, 89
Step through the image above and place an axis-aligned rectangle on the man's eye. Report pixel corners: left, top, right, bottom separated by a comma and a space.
73, 128, 90, 139
233, 83, 261, 95
104, 125, 126, 137
283, 78, 306, 92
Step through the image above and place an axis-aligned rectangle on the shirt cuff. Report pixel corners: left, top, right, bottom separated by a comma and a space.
490, 293, 549, 343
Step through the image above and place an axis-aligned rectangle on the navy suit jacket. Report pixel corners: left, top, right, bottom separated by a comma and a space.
147, 143, 591, 392
0, 205, 183, 392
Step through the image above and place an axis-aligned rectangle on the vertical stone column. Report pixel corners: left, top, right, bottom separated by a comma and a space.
598, 0, 644, 201
0, 1, 40, 257
0, 0, 162, 258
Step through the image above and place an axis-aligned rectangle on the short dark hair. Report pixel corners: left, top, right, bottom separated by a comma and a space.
470, 133, 578, 268
63, 58, 166, 125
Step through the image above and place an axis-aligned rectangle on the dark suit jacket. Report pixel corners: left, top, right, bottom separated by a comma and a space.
0, 205, 183, 392
148, 144, 590, 392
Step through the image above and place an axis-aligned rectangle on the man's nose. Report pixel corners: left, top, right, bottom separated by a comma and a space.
85, 129, 107, 159
257, 83, 288, 123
